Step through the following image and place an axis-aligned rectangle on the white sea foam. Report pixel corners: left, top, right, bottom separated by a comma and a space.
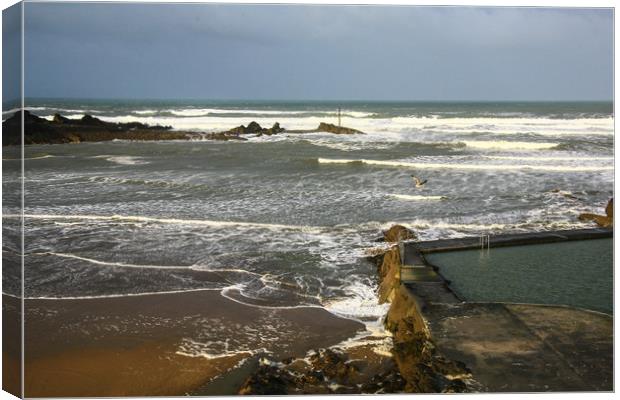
389, 194, 446, 201
37, 252, 189, 270
39, 111, 612, 138
461, 140, 559, 150
20, 287, 222, 300
93, 155, 149, 165
317, 158, 613, 172
323, 278, 391, 348
4, 154, 57, 161
10, 213, 322, 232
484, 155, 614, 161
324, 284, 390, 321
175, 338, 261, 359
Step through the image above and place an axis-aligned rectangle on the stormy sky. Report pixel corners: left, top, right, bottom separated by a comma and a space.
10, 2, 615, 101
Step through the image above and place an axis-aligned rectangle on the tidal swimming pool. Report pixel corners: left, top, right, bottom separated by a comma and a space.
424, 238, 613, 314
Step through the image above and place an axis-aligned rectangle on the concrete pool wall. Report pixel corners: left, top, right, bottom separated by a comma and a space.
374, 227, 613, 392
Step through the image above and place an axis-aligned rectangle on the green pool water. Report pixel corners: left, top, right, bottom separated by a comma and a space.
425, 238, 613, 314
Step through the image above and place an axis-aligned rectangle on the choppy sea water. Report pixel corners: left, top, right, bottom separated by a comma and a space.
2, 100, 614, 358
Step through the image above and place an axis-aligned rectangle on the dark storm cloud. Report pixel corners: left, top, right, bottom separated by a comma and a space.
22, 3, 613, 101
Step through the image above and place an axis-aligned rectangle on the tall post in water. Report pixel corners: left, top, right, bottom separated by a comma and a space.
338, 107, 341, 127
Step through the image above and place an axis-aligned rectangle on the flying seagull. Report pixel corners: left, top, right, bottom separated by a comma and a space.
411, 175, 427, 188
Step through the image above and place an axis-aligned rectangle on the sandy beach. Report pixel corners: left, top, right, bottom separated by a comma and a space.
5, 292, 364, 396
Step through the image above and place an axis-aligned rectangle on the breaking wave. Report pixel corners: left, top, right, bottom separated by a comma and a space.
317, 158, 613, 172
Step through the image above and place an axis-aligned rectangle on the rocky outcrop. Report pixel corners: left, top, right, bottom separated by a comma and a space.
285, 122, 364, 135
202, 132, 248, 141
578, 198, 613, 228
368, 225, 471, 393
3, 110, 365, 145
383, 225, 416, 243
316, 122, 363, 135
223, 121, 284, 137
238, 349, 406, 395
2, 111, 188, 145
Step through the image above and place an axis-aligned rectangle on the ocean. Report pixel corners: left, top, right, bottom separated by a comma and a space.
2, 99, 614, 362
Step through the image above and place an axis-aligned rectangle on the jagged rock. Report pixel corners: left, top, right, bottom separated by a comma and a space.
317, 122, 362, 134
578, 198, 613, 228
246, 121, 262, 133
309, 349, 358, 380
383, 225, 416, 242
204, 132, 247, 141
376, 246, 401, 304
225, 121, 285, 137
2, 111, 184, 145
606, 198, 613, 219
81, 114, 106, 126
52, 113, 70, 124
238, 365, 296, 395
359, 364, 406, 393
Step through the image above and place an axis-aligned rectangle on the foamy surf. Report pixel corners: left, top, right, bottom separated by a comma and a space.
317, 158, 613, 172
36, 252, 190, 270
389, 194, 446, 201
461, 140, 559, 150
484, 155, 614, 161
10, 214, 323, 232
176, 338, 263, 360
93, 155, 150, 165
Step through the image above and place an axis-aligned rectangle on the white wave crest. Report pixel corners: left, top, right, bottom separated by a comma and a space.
11, 213, 323, 232
317, 158, 613, 172
484, 155, 614, 161
37, 252, 189, 269
462, 140, 559, 150
93, 155, 149, 165
389, 194, 446, 201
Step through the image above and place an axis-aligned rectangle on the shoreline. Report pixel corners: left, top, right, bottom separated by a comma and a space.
3, 224, 614, 395
6, 290, 365, 397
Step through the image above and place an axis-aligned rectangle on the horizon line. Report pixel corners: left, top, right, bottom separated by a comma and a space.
8, 97, 615, 104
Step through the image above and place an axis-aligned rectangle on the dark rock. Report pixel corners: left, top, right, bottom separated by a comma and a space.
223, 121, 285, 137
2, 111, 186, 146
52, 113, 70, 124
246, 121, 262, 133
80, 114, 106, 126
204, 132, 247, 141
317, 122, 362, 135
238, 365, 296, 395
359, 363, 406, 394
309, 349, 358, 380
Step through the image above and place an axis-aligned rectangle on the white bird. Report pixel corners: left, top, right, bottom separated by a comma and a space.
411, 175, 427, 188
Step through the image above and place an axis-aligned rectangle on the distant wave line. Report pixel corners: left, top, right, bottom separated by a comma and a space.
7, 214, 322, 231
389, 194, 446, 201
317, 158, 613, 172
461, 140, 558, 150
4, 287, 222, 301
484, 155, 614, 161
36, 252, 264, 276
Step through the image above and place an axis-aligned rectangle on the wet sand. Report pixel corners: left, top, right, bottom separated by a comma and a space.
4, 291, 364, 397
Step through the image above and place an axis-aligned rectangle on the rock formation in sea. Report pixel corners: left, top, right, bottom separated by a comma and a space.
578, 198, 613, 228
2, 110, 189, 145
315, 122, 363, 135
2, 111, 364, 145
205, 121, 285, 141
